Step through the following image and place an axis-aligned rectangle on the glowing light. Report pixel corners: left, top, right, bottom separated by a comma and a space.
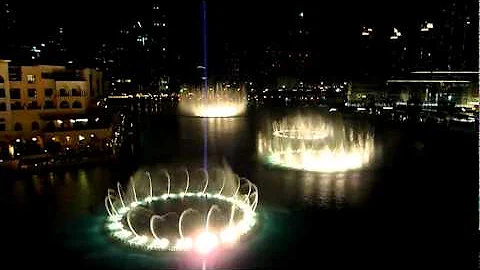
15, 139, 20, 143
104, 167, 259, 252
195, 232, 218, 254
411, 71, 479, 74
150, 238, 169, 250
220, 227, 238, 244
272, 114, 333, 140
56, 120, 63, 124
32, 137, 37, 142
176, 237, 193, 250
178, 83, 247, 117
78, 135, 85, 141
258, 115, 374, 172
387, 80, 471, 83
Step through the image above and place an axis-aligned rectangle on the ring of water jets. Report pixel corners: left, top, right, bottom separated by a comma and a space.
258, 115, 374, 172
105, 168, 258, 254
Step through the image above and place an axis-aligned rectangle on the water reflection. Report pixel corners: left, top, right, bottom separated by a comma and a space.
4, 167, 128, 223
255, 167, 373, 209
179, 117, 249, 159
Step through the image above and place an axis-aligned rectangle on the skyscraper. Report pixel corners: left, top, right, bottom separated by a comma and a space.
94, 3, 170, 94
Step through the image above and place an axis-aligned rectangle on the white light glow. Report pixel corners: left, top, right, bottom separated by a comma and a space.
272, 114, 333, 140
176, 237, 193, 250
195, 232, 218, 254
104, 167, 258, 252
220, 227, 238, 244
258, 115, 374, 172
178, 84, 247, 117
387, 80, 471, 83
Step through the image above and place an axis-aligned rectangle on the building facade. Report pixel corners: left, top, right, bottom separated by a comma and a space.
0, 60, 103, 134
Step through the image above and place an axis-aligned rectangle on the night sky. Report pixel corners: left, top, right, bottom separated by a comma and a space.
8, 0, 469, 75
13, 1, 443, 44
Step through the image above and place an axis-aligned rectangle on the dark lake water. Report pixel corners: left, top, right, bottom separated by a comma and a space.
0, 108, 478, 269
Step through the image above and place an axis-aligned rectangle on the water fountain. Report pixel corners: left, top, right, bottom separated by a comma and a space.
257, 114, 374, 172
178, 84, 247, 118
105, 165, 258, 254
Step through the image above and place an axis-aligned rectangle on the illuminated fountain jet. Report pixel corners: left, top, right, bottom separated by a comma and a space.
257, 114, 374, 172
104, 164, 258, 254
178, 83, 247, 118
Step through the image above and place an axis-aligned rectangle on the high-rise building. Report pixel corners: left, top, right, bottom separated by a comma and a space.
387, 27, 408, 74
409, 2, 477, 72
257, 9, 313, 87
94, 3, 169, 94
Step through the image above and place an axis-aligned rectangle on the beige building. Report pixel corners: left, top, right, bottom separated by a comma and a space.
0, 59, 104, 133
0, 60, 110, 161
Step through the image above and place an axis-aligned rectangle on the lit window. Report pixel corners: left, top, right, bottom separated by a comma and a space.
27, 74, 36, 83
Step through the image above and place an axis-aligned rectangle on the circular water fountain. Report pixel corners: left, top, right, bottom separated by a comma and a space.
104, 166, 258, 254
272, 114, 333, 140
258, 114, 374, 172
178, 84, 247, 118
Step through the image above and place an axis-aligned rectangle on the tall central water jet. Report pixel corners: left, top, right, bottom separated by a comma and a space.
202, 0, 208, 170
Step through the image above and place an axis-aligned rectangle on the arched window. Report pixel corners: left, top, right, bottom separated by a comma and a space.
31, 121, 40, 131
60, 88, 68, 97
11, 101, 22, 110
27, 101, 40, 110
60, 101, 70, 109
14, 122, 22, 131
0, 75, 4, 83
72, 88, 81, 96
0, 103, 6, 111
72, 100, 82, 108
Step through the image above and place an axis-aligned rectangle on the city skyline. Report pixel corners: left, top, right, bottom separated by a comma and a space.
1, 1, 477, 89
